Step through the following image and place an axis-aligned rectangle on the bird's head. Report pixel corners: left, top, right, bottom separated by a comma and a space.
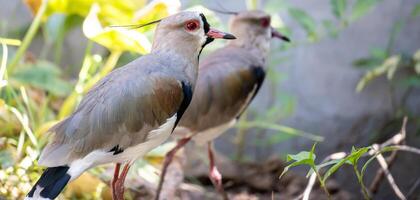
152, 11, 236, 57
228, 10, 289, 56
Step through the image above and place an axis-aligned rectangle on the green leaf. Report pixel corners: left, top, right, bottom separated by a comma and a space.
331, 0, 347, 19
0, 150, 14, 168
288, 8, 318, 41
414, 50, 420, 74
398, 75, 420, 87
353, 48, 387, 69
307, 159, 341, 177
347, 146, 370, 165
280, 143, 317, 179
322, 147, 369, 182
264, 133, 295, 145
322, 158, 350, 182
361, 146, 395, 178
10, 61, 72, 96
351, 0, 382, 21
411, 3, 420, 17
322, 20, 338, 38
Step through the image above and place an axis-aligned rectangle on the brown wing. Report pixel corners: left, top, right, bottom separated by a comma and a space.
40, 58, 188, 165
179, 46, 265, 132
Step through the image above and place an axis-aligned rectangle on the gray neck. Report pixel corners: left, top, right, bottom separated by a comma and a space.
229, 36, 270, 64
152, 48, 199, 86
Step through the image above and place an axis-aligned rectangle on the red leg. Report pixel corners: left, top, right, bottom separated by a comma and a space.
155, 137, 191, 200
114, 163, 131, 200
208, 142, 228, 200
111, 163, 121, 200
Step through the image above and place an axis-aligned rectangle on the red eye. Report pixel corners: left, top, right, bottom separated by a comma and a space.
185, 21, 199, 31
261, 18, 270, 28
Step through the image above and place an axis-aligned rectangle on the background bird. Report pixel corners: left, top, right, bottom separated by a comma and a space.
155, 10, 290, 200
25, 11, 235, 200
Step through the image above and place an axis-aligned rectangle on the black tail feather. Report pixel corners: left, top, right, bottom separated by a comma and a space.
27, 166, 71, 199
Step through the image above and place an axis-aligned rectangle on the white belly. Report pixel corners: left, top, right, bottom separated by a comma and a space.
191, 119, 237, 145
67, 114, 177, 179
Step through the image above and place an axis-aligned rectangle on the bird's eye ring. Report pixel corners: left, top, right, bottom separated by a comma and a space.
185, 20, 200, 31
261, 18, 270, 28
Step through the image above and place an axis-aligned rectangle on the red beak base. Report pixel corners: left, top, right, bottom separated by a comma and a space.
206, 28, 236, 40
271, 27, 290, 42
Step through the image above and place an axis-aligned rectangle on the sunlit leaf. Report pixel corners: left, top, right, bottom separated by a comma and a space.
134, 0, 181, 31
46, 0, 94, 17
24, 0, 42, 15
83, 4, 151, 54
331, 0, 347, 19
83, 0, 179, 53
356, 55, 400, 92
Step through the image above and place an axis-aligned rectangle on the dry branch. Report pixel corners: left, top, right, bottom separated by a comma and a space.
294, 117, 420, 200
369, 117, 407, 193
371, 144, 406, 200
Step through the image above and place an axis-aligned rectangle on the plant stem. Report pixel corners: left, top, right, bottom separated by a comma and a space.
8, 0, 48, 73
313, 167, 331, 199
83, 50, 122, 91
354, 165, 372, 200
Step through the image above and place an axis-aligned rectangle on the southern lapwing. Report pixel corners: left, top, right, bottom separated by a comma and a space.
25, 11, 235, 200
156, 10, 290, 199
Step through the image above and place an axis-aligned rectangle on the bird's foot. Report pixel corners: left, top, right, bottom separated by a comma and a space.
155, 137, 191, 200
207, 142, 228, 200
209, 164, 225, 191
111, 163, 131, 200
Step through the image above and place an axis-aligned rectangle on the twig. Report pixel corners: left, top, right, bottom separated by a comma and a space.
293, 117, 419, 200
387, 145, 420, 155
369, 117, 407, 193
371, 144, 406, 200
302, 173, 317, 200
407, 176, 420, 198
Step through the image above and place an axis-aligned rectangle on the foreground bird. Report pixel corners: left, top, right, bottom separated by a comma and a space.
156, 10, 290, 199
25, 11, 235, 200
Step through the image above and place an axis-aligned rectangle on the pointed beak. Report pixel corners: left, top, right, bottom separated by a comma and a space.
206, 28, 236, 40
271, 27, 290, 42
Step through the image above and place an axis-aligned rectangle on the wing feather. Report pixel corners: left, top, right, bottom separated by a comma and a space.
39, 56, 186, 165
179, 46, 265, 132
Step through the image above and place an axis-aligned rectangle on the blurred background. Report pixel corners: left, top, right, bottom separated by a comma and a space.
0, 0, 419, 199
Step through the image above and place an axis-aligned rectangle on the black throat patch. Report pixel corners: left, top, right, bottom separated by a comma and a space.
200, 13, 210, 34
199, 13, 214, 59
